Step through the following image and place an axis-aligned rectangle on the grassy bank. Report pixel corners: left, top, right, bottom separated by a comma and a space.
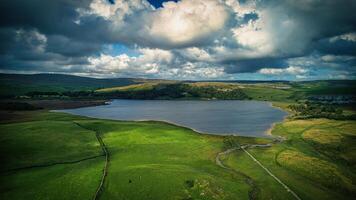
0, 111, 268, 200
1, 106, 355, 199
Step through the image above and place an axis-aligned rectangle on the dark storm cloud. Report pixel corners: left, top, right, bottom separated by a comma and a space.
0, 28, 16, 54
266, 0, 356, 55
316, 38, 356, 56
0, 0, 111, 40
46, 35, 102, 57
0, 0, 116, 73
0, 0, 113, 53
0, 0, 355, 79
0, 52, 90, 74
0, 1, 88, 36
223, 58, 288, 73
277, 0, 356, 35
212, 0, 356, 74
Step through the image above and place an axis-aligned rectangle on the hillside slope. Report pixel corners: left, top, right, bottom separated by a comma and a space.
0, 74, 144, 96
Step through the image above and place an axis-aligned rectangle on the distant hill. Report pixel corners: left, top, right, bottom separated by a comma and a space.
0, 73, 145, 96
1, 73, 355, 99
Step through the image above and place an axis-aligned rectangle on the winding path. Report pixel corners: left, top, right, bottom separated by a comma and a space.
216, 147, 259, 200
216, 141, 302, 200
215, 148, 239, 169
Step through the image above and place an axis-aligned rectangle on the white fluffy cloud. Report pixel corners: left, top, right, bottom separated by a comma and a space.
233, 19, 269, 50
86, 47, 226, 79
84, 0, 230, 48
88, 54, 130, 73
87, 0, 151, 19
148, 0, 229, 46
259, 66, 307, 75
158, 62, 225, 79
137, 48, 173, 64
1, 0, 355, 80
86, 48, 173, 75
329, 32, 356, 43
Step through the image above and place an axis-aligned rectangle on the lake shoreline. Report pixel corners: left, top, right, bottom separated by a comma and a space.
56, 99, 287, 138
264, 102, 291, 137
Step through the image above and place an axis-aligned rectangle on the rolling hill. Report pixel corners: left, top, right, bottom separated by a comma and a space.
0, 73, 146, 96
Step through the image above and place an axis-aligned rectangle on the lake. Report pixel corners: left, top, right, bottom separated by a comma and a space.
58, 100, 287, 137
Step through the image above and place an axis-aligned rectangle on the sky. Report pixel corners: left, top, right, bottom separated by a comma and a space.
0, 0, 355, 80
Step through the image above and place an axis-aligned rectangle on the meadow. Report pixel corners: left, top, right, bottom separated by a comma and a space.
0, 111, 262, 200
0, 109, 355, 200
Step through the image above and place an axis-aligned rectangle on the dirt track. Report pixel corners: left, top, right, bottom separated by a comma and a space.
215, 141, 302, 200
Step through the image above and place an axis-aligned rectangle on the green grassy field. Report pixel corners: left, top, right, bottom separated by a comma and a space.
0, 111, 267, 200
0, 120, 102, 171
1, 157, 104, 200
223, 118, 356, 199
80, 120, 254, 200
1, 109, 355, 199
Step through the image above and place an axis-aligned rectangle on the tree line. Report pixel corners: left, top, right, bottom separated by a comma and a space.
23, 83, 249, 100
288, 101, 356, 120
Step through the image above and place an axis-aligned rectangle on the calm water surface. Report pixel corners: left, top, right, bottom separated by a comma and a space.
58, 100, 287, 137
